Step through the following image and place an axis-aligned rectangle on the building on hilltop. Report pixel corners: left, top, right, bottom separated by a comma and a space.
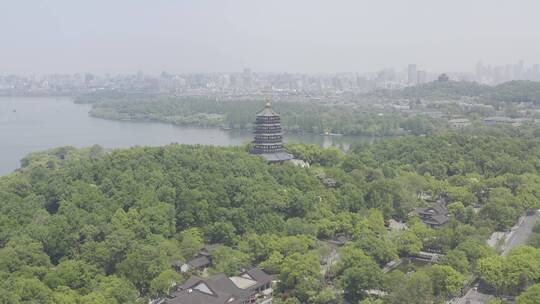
163, 268, 273, 304
448, 118, 471, 129
411, 202, 450, 228
482, 116, 521, 127
438, 73, 450, 82
251, 101, 293, 163
175, 244, 221, 273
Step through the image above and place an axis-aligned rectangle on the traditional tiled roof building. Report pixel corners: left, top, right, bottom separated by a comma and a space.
412, 202, 450, 228
164, 268, 273, 304
251, 101, 293, 163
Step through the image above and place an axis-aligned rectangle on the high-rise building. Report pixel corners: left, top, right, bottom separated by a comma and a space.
417, 70, 427, 84
251, 101, 293, 163
408, 64, 417, 85
476, 62, 485, 82
243, 68, 253, 90
84, 73, 94, 84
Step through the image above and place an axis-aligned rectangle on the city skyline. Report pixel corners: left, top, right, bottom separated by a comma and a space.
2, 0, 540, 74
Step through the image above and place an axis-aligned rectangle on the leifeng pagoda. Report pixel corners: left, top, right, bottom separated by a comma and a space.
251, 101, 293, 163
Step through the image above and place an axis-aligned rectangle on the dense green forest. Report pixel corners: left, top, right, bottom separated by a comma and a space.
2, 132, 540, 303
75, 93, 439, 136
394, 81, 491, 100
387, 80, 540, 102
74, 80, 540, 138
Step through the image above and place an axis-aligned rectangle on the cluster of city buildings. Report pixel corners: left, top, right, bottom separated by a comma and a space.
0, 70, 380, 97
476, 60, 540, 85
2, 60, 538, 98
0, 66, 459, 98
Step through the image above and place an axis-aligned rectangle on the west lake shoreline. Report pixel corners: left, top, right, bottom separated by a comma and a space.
0, 97, 372, 175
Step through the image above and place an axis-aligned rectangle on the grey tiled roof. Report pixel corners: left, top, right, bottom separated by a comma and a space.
256, 103, 279, 117
423, 214, 450, 225
240, 268, 272, 291
188, 256, 211, 269
166, 268, 271, 304
412, 202, 450, 226
259, 152, 293, 162
168, 274, 250, 304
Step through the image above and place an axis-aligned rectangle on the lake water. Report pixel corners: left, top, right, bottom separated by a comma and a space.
0, 97, 368, 175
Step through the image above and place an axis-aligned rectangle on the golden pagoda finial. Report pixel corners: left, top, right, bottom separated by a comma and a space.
265, 97, 272, 108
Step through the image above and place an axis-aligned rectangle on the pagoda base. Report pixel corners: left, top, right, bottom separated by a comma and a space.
258, 152, 294, 163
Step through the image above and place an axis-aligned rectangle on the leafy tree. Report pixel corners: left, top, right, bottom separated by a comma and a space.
517, 284, 540, 304
427, 265, 464, 297
455, 239, 493, 267
209, 246, 251, 276
381, 270, 406, 293
44, 260, 100, 294
361, 298, 385, 304
80, 292, 108, 304
386, 271, 434, 304
477, 246, 540, 294
448, 201, 466, 222
440, 249, 470, 274
528, 234, 540, 248
477, 256, 506, 291
338, 264, 382, 302
52, 287, 80, 304
179, 228, 204, 259
392, 230, 422, 256
260, 251, 284, 274
93, 276, 138, 304
273, 297, 301, 304
140, 202, 176, 237
11, 278, 53, 304
149, 269, 181, 298
481, 188, 521, 230
356, 234, 398, 265
309, 288, 340, 304
279, 253, 323, 303
205, 222, 237, 246
0, 238, 51, 274
117, 244, 169, 293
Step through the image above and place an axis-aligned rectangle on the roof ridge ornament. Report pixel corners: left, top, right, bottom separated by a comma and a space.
265, 97, 272, 108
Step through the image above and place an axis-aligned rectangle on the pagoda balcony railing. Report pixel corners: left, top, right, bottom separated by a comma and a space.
254, 129, 282, 134
254, 122, 282, 127
254, 143, 284, 148
254, 125, 282, 130
255, 134, 282, 139
254, 140, 282, 145
254, 135, 282, 141
256, 117, 280, 123
253, 144, 283, 150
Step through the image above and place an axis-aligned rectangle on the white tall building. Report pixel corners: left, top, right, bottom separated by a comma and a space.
417, 70, 427, 84
408, 64, 417, 85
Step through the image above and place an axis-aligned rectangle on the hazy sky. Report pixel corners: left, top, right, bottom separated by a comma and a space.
2, 0, 540, 74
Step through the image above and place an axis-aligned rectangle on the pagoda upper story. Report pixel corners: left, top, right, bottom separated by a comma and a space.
251, 102, 293, 162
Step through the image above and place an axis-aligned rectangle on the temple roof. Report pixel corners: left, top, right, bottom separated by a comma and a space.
166, 268, 271, 304
256, 102, 279, 117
